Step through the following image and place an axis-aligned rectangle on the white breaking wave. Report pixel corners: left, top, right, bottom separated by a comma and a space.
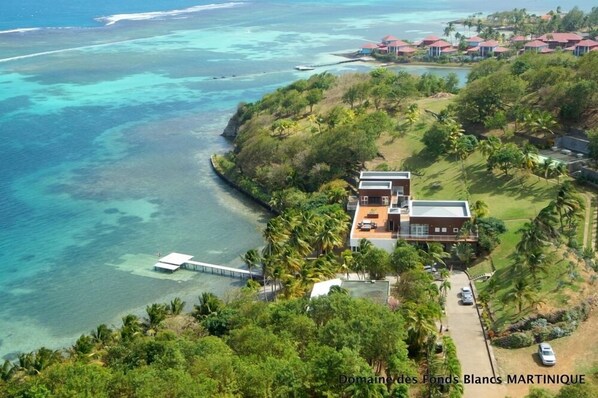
96, 2, 245, 26
0, 28, 41, 34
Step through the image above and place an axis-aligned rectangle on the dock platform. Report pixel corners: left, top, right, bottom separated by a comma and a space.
154, 252, 261, 279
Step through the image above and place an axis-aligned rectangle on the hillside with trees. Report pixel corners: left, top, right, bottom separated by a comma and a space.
0, 283, 470, 397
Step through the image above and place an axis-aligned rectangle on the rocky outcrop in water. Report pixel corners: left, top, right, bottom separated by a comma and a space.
222, 107, 243, 138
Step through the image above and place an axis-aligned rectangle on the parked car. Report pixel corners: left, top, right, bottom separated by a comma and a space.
461, 293, 474, 305
424, 265, 442, 280
423, 265, 437, 273
538, 343, 556, 366
460, 286, 474, 305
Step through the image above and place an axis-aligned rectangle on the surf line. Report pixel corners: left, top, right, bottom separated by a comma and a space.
0, 37, 159, 64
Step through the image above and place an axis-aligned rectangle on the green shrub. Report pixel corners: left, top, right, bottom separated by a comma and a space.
493, 332, 534, 348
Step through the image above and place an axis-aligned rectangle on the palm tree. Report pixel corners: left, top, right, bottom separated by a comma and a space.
522, 251, 549, 282
533, 202, 559, 242
443, 22, 456, 44
146, 303, 168, 331
193, 292, 222, 319
505, 277, 537, 314
420, 242, 451, 267
241, 248, 262, 278
91, 324, 113, 346
405, 103, 420, 127
1, 360, 16, 381
555, 182, 584, 232
121, 314, 142, 341
520, 143, 539, 173
470, 199, 489, 222
439, 274, 451, 298
516, 221, 548, 255
554, 162, 568, 183
169, 297, 186, 315
451, 242, 475, 268
540, 157, 554, 180
477, 136, 501, 158
17, 347, 62, 375
403, 304, 439, 355
262, 217, 289, 257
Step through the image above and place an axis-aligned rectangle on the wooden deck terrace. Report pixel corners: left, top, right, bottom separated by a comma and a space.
353, 204, 393, 239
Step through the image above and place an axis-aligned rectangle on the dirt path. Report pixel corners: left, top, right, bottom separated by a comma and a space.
494, 306, 598, 397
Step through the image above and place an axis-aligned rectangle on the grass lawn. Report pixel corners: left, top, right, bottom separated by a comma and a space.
495, 306, 598, 397
370, 97, 596, 329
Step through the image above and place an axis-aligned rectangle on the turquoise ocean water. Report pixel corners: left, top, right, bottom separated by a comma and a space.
0, 1, 594, 359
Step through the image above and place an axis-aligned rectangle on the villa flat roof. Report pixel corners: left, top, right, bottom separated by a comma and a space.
359, 180, 392, 190
360, 171, 410, 180
409, 200, 470, 218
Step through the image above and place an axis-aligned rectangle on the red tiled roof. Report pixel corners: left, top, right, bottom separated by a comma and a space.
361, 43, 378, 49
466, 47, 479, 53
510, 35, 526, 42
525, 40, 548, 48
591, 47, 598, 51
479, 40, 499, 47
442, 47, 457, 53
564, 46, 576, 51
382, 35, 398, 42
540, 14, 552, 21
467, 36, 484, 42
577, 39, 598, 47
493, 47, 509, 53
387, 39, 410, 47
540, 47, 555, 53
378, 46, 388, 50
398, 47, 417, 53
428, 40, 452, 48
537, 32, 582, 42
423, 35, 440, 41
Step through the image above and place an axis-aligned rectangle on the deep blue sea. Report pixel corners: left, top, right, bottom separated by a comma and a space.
0, 1, 595, 359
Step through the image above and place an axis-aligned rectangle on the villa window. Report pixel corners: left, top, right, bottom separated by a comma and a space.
410, 224, 429, 236
382, 196, 389, 205
434, 227, 440, 233
441, 227, 447, 233
361, 196, 368, 205
453, 228, 459, 233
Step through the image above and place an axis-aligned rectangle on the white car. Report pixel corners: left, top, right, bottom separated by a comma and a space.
460, 286, 474, 305
538, 343, 556, 366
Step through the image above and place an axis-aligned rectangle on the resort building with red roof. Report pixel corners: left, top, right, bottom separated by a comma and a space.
427, 40, 453, 57
536, 32, 582, 49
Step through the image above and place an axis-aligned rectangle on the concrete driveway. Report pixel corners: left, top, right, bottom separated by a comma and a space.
445, 271, 507, 398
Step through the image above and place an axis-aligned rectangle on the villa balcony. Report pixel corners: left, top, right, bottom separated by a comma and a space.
347, 196, 358, 211
392, 233, 478, 242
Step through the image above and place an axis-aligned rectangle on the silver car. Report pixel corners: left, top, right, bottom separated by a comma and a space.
538, 343, 556, 366
460, 286, 474, 305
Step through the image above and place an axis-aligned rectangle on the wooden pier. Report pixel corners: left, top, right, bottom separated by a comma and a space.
154, 252, 261, 280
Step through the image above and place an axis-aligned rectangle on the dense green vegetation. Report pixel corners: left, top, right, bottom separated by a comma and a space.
457, 51, 598, 127
0, 282, 467, 397
4, 49, 598, 397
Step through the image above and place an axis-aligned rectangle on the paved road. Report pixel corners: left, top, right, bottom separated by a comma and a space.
445, 271, 507, 398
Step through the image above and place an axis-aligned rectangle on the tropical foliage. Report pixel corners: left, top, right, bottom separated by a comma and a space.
0, 293, 430, 398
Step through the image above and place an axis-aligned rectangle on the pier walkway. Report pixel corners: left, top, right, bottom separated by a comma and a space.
154, 252, 261, 280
